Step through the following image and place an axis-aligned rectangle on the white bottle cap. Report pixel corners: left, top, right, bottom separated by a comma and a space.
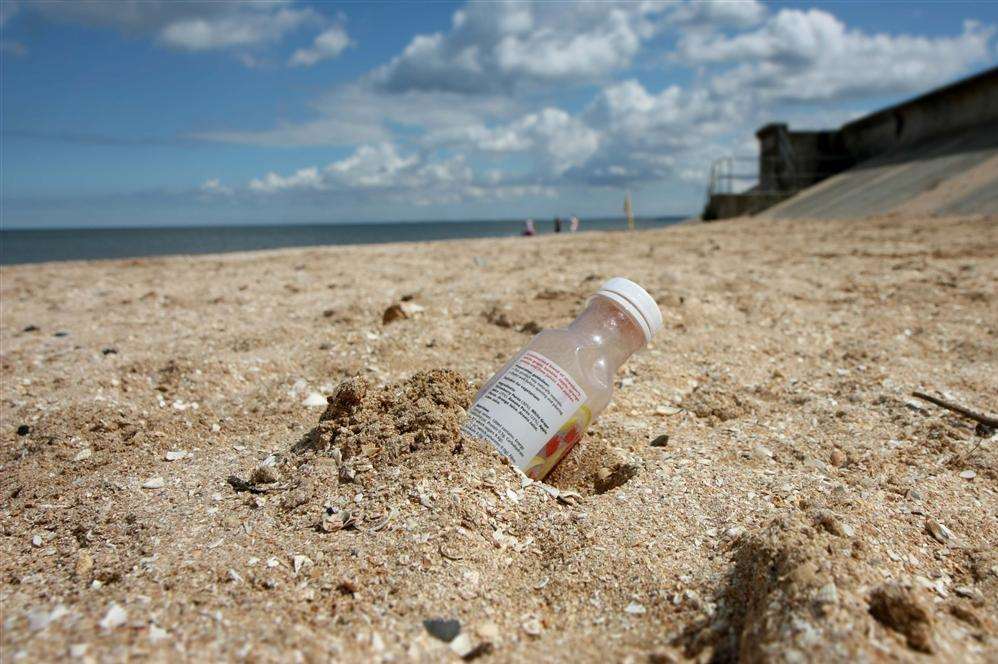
597, 277, 663, 344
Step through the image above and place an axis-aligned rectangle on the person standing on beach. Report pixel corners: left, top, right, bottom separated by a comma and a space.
554, 217, 562, 233
522, 219, 536, 236
570, 216, 580, 232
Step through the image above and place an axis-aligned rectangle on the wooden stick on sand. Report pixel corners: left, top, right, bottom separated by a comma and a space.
911, 391, 998, 428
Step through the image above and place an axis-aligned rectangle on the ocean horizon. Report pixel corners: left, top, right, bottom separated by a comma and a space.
0, 216, 688, 265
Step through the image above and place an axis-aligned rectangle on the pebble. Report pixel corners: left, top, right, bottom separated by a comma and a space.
959, 469, 976, 480
17, 424, 31, 436
423, 617, 461, 642
925, 518, 953, 544
148, 624, 169, 643
829, 449, 846, 467
75, 550, 93, 579
73, 449, 92, 462
142, 477, 165, 489
752, 444, 773, 460
655, 405, 682, 416
31, 534, 43, 547
522, 616, 543, 637
250, 464, 280, 485
814, 582, 838, 605
650, 434, 670, 448
625, 602, 647, 615
954, 586, 978, 599
292, 554, 312, 575
382, 303, 407, 325
164, 450, 187, 461
69, 644, 88, 658
303, 392, 327, 407
449, 633, 474, 657
99, 603, 128, 630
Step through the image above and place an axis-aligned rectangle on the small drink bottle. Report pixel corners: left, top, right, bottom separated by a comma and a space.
463, 278, 662, 480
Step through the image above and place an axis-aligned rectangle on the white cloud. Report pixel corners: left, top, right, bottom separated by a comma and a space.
428, 107, 599, 175
680, 10, 995, 101
192, 83, 518, 147
160, 7, 314, 52
200, 178, 233, 196
26, 1, 318, 53
372, 1, 669, 94
289, 24, 351, 66
243, 142, 558, 206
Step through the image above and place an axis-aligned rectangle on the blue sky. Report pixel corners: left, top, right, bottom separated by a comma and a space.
2, 0, 996, 228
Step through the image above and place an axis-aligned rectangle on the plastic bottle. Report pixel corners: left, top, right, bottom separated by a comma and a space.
463, 277, 663, 480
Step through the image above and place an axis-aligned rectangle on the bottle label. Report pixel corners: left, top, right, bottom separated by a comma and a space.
463, 351, 588, 478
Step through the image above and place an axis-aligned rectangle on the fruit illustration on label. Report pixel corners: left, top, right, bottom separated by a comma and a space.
525, 405, 593, 480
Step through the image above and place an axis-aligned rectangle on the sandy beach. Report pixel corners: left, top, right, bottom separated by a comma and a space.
2, 213, 996, 662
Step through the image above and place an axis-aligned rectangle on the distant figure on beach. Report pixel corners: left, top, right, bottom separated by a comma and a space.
570, 216, 580, 233
522, 219, 535, 236
553, 217, 562, 233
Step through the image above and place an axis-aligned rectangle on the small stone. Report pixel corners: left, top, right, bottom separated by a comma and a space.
449, 633, 475, 657
650, 434, 670, 448
382, 303, 407, 325
69, 644, 88, 658
655, 405, 682, 416
101, 348, 118, 355
293, 554, 312, 575
99, 603, 128, 631
814, 582, 838, 605
423, 617, 461, 642
303, 392, 326, 407
31, 534, 43, 547
953, 586, 977, 599
148, 624, 169, 643
16, 424, 30, 436
925, 519, 953, 544
829, 449, 846, 467
73, 449, 92, 462
625, 601, 647, 615
228, 568, 244, 583
164, 450, 186, 461
522, 616, 543, 637
75, 549, 93, 579
142, 477, 165, 489
250, 464, 280, 485
959, 469, 976, 480
23, 325, 39, 332
752, 444, 774, 460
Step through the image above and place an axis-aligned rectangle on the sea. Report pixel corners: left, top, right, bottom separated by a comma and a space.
0, 217, 686, 265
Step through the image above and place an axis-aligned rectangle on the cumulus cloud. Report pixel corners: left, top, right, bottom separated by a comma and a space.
289, 24, 351, 66
26, 0, 318, 53
372, 0, 668, 94
680, 10, 995, 101
244, 142, 556, 205
428, 107, 600, 175
369, 1, 777, 96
